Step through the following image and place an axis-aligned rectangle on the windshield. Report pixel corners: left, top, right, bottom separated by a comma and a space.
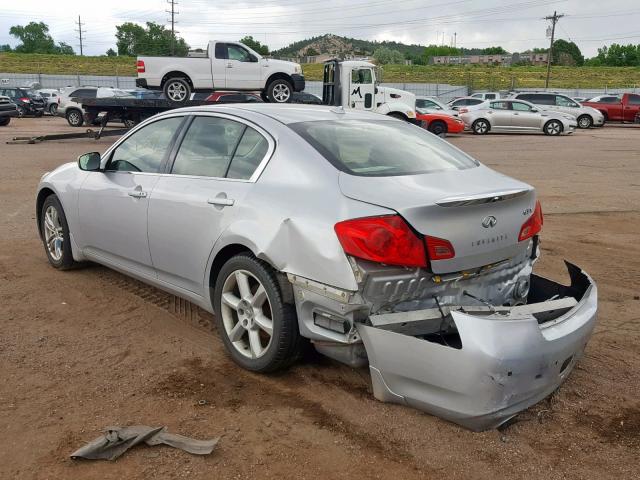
290, 120, 478, 177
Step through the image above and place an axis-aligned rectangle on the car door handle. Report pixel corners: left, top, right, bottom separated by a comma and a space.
128, 190, 147, 198
227, 62, 233, 68
513, 112, 519, 115
207, 197, 234, 206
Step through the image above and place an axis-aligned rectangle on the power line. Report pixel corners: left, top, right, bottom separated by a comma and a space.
75, 15, 85, 55
166, 0, 179, 55
544, 10, 564, 88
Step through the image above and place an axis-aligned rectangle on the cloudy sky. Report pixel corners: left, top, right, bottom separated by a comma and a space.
1, 0, 639, 57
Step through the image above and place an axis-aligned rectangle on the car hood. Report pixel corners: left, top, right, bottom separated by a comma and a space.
263, 58, 300, 74
338, 164, 535, 273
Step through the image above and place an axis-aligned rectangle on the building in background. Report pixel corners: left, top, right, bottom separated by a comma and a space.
429, 52, 548, 66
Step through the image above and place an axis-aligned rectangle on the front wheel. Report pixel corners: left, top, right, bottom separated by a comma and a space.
472, 119, 490, 134
40, 194, 77, 270
213, 254, 302, 372
544, 120, 563, 136
66, 109, 84, 127
428, 120, 448, 136
163, 77, 191, 104
49, 103, 58, 115
577, 114, 593, 129
266, 78, 293, 103
0, 117, 10, 126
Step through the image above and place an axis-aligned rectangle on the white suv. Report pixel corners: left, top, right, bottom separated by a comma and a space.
510, 92, 605, 128
57, 87, 135, 127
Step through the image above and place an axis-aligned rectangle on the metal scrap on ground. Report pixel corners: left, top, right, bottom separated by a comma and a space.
70, 425, 219, 461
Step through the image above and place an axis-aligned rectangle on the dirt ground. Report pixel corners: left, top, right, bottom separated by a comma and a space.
0, 116, 638, 479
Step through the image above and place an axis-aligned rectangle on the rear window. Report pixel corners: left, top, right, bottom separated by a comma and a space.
290, 120, 478, 177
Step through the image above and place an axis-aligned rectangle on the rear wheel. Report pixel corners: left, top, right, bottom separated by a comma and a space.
213, 253, 302, 372
163, 77, 191, 104
49, 103, 58, 115
472, 119, 490, 134
577, 114, 593, 129
544, 119, 563, 136
266, 78, 293, 103
66, 109, 84, 127
40, 194, 76, 270
428, 120, 448, 136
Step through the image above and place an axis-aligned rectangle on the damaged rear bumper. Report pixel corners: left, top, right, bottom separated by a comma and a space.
356, 262, 597, 431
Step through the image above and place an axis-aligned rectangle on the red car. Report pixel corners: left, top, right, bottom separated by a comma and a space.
416, 111, 465, 135
204, 91, 263, 103
581, 93, 640, 123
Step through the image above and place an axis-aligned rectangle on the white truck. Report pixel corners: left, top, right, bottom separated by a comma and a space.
322, 60, 416, 121
136, 40, 305, 104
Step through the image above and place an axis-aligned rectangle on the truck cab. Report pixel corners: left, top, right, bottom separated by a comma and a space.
322, 60, 416, 121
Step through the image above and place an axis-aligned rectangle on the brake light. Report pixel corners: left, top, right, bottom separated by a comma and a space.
137, 60, 145, 73
519, 200, 543, 241
425, 236, 456, 260
19, 97, 30, 102
334, 215, 427, 267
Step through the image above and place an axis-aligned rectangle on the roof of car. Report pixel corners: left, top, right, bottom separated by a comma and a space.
165, 103, 392, 124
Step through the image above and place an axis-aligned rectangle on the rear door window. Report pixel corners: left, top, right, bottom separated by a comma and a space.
490, 101, 510, 110
70, 89, 97, 98
511, 101, 532, 111
226, 127, 270, 180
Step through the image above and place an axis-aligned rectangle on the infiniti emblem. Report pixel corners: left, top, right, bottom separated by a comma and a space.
482, 215, 497, 228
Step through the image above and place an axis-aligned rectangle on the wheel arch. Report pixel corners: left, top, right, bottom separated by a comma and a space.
161, 71, 194, 89
36, 187, 57, 240
265, 72, 294, 90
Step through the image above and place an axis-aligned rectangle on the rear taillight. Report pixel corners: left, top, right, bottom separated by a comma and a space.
19, 97, 30, 103
519, 200, 543, 241
334, 215, 427, 267
137, 60, 145, 73
425, 236, 456, 260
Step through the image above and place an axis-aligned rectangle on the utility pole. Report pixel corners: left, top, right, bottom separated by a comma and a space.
454, 32, 457, 49
166, 0, 179, 55
75, 15, 85, 56
544, 10, 564, 89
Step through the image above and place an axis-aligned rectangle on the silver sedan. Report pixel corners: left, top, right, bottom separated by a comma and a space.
36, 104, 596, 430
459, 99, 577, 135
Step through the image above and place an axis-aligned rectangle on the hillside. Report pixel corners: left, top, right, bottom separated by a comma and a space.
2, 52, 640, 89
271, 34, 425, 59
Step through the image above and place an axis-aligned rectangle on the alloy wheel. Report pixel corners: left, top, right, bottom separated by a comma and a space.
546, 121, 562, 135
167, 82, 187, 102
43, 205, 64, 262
272, 83, 291, 102
474, 120, 489, 134
578, 116, 591, 129
220, 269, 274, 359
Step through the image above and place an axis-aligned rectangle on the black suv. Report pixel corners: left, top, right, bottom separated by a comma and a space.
0, 87, 45, 117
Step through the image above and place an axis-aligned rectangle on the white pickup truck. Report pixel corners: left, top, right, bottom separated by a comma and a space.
136, 40, 305, 103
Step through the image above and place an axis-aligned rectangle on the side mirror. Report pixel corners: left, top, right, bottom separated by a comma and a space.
531, 108, 539, 112
78, 152, 101, 171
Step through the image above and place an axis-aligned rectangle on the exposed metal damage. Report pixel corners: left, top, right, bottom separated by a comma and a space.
288, 243, 597, 431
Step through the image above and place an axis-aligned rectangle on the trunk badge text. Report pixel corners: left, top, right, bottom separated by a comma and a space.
481, 215, 497, 228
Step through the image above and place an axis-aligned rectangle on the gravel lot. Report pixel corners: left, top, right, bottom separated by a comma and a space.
1, 116, 638, 479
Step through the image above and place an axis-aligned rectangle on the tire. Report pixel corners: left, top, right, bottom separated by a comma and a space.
0, 117, 10, 126
577, 114, 592, 129
428, 120, 448, 136
49, 103, 58, 115
17, 106, 25, 118
213, 253, 302, 372
544, 120, 563, 136
66, 109, 84, 127
266, 78, 293, 103
472, 119, 490, 135
163, 77, 191, 104
40, 194, 76, 270
123, 116, 139, 129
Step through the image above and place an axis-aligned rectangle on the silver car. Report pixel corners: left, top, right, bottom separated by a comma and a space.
36, 104, 597, 431
510, 92, 605, 128
415, 96, 459, 116
459, 99, 577, 135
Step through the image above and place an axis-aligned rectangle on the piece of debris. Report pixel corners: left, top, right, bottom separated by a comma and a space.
70, 425, 219, 461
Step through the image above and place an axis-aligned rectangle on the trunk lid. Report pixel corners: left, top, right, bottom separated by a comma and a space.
338, 166, 536, 274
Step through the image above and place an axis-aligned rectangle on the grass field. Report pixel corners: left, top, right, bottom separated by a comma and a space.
2, 52, 640, 89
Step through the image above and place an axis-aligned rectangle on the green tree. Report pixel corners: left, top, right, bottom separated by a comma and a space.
106, 48, 117, 57
552, 39, 584, 66
422, 45, 460, 63
482, 46, 508, 55
374, 46, 405, 64
240, 36, 269, 55
0, 44, 11, 52
590, 43, 640, 66
304, 47, 319, 56
9, 21, 74, 54
115, 22, 188, 56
